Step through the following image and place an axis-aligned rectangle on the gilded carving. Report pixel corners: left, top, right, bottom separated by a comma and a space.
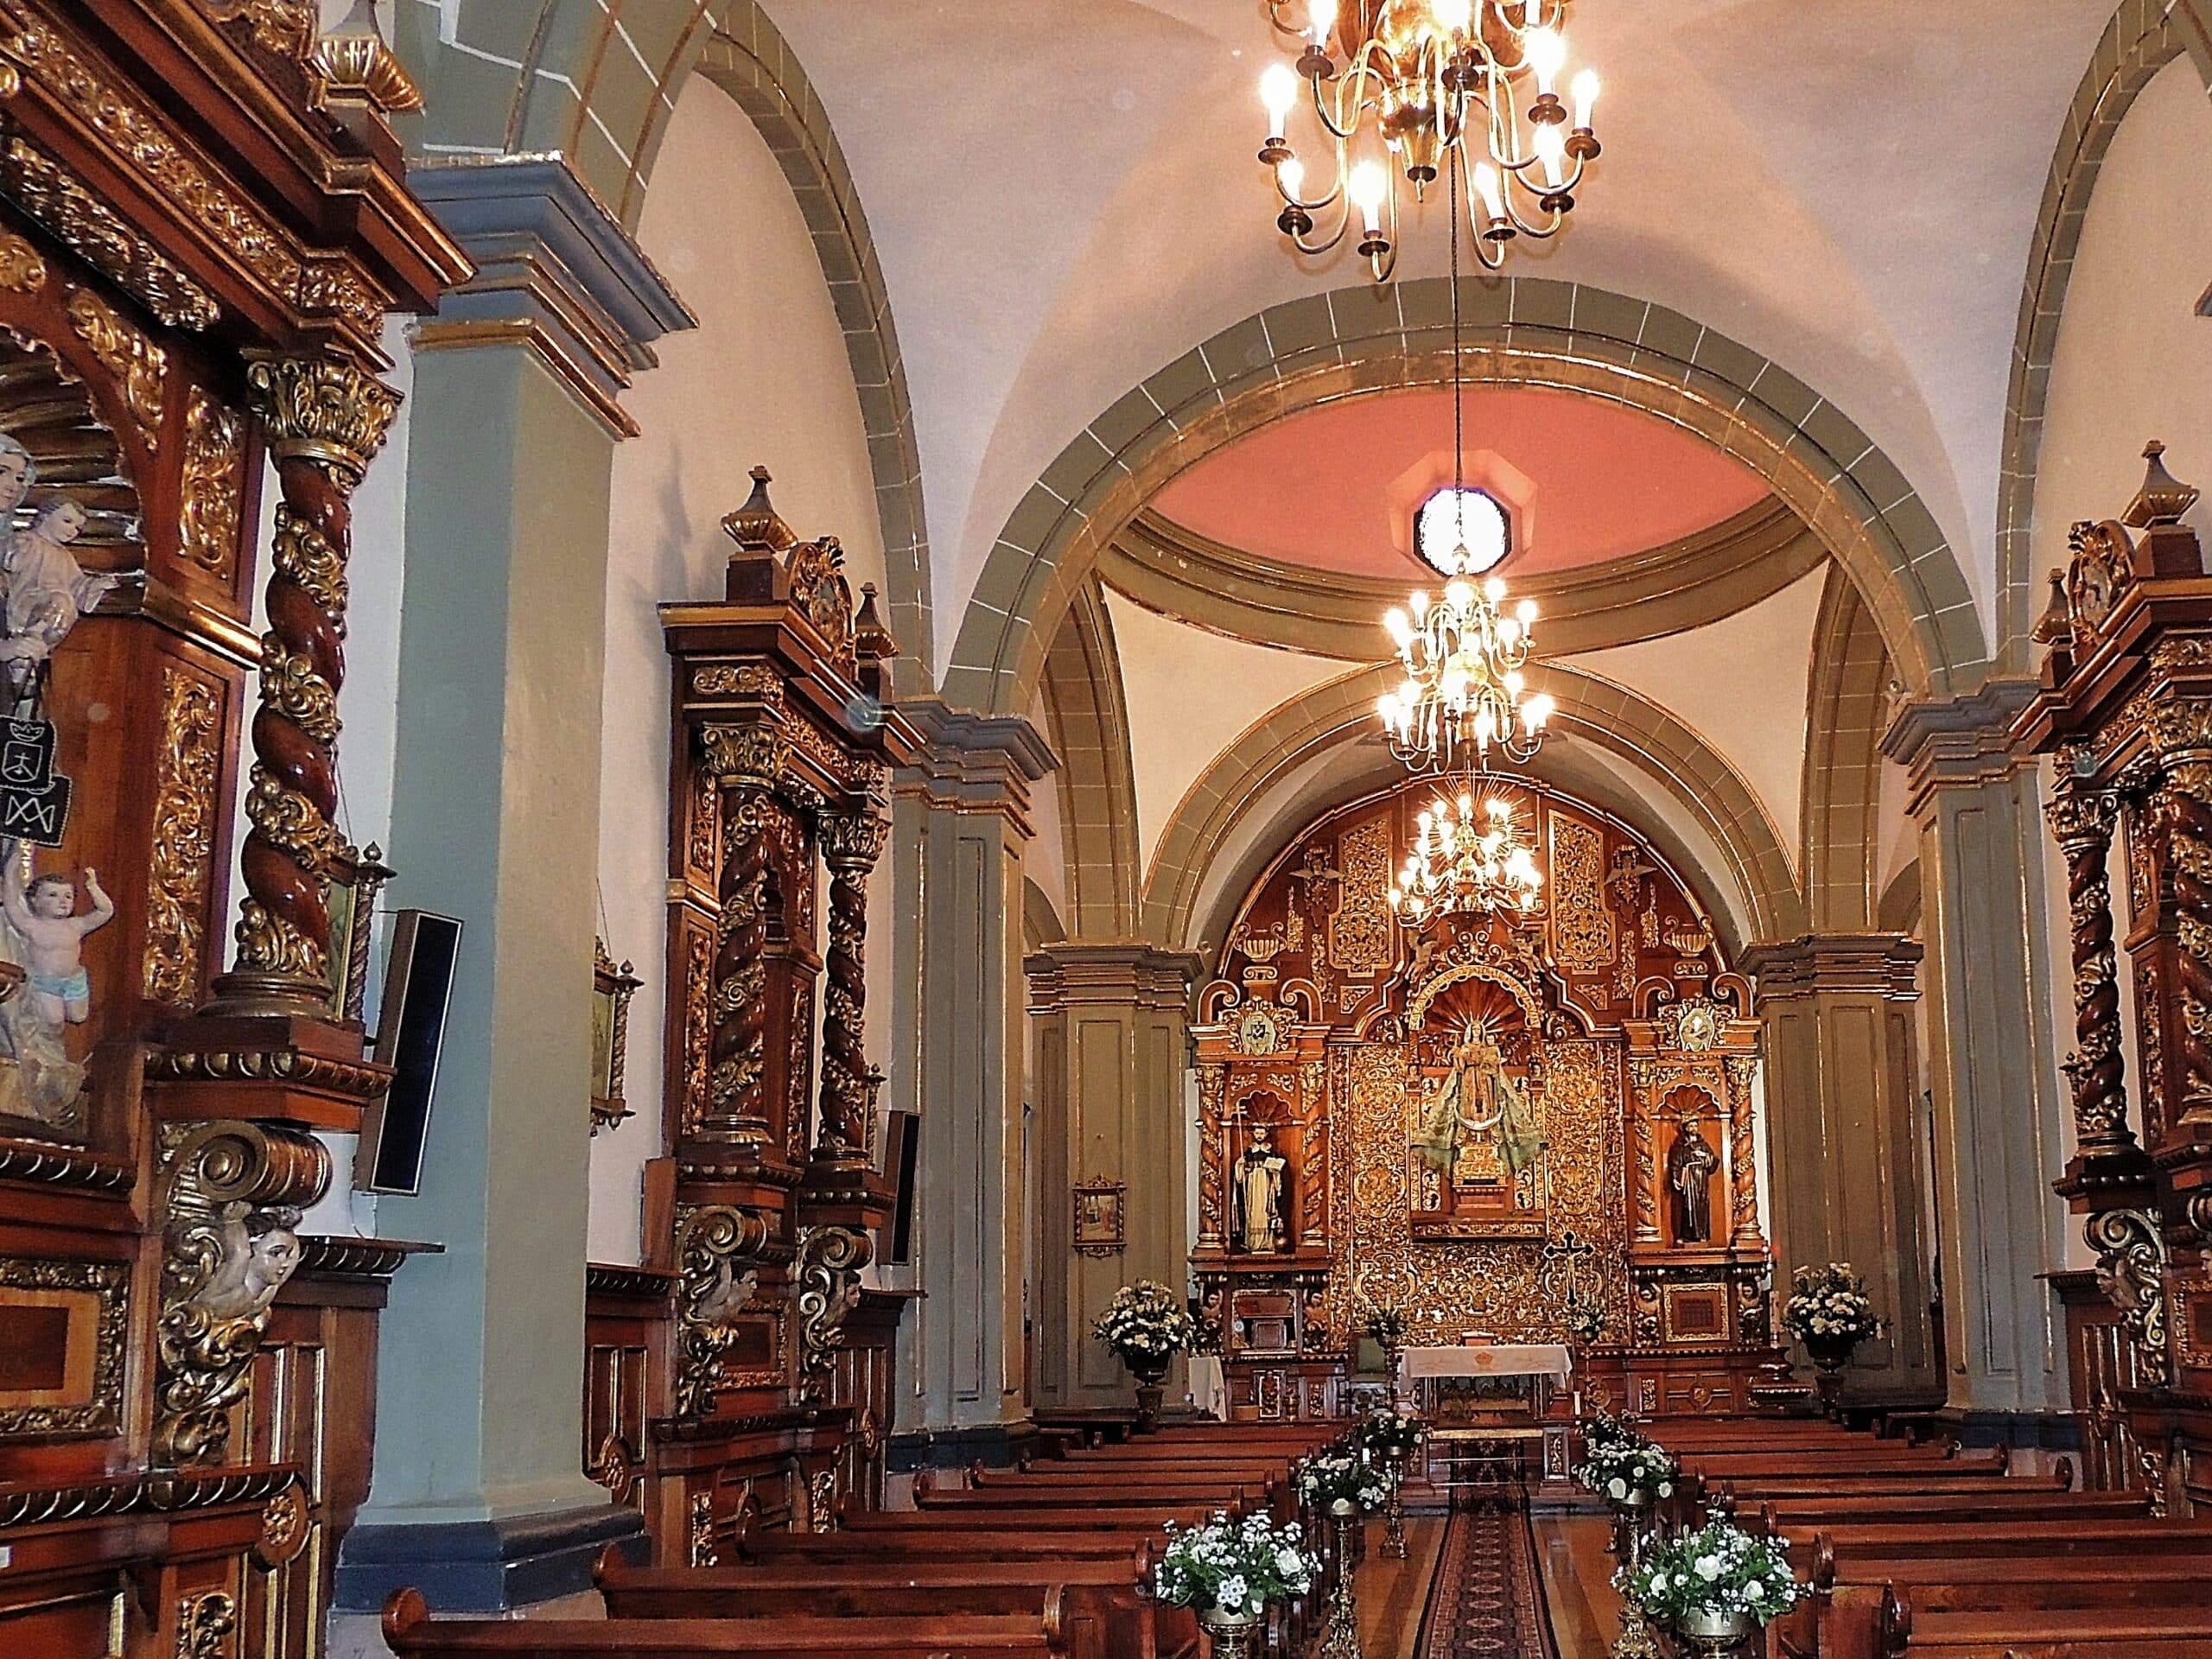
693, 662, 783, 700
0, 231, 44, 293
178, 388, 245, 579
794, 1224, 870, 1400
688, 1491, 716, 1567
709, 791, 771, 1141
251, 1484, 309, 1567
0, 1255, 128, 1439
1327, 817, 1393, 978
153, 1122, 329, 1466
0, 136, 218, 328
701, 722, 785, 785
681, 927, 713, 1135
816, 811, 887, 1162
672, 1204, 771, 1420
2047, 776, 2133, 1152
1197, 1066, 1227, 1249
65, 288, 164, 453
2, 10, 302, 302
143, 668, 223, 1007
175, 1589, 237, 1659
2085, 1206, 2168, 1386
1548, 815, 1612, 972
246, 357, 401, 480
195, 0, 314, 60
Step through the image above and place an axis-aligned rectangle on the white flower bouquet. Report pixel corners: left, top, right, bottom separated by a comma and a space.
1576, 1438, 1678, 1506
1614, 1515, 1803, 1625
1781, 1262, 1882, 1350
1357, 1408, 1421, 1460
1580, 1408, 1639, 1456
1153, 1510, 1319, 1621
1294, 1450, 1394, 1513
1092, 1280, 1196, 1371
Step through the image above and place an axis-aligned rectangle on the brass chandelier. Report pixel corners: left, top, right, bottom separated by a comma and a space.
1388, 787, 1544, 924
1257, 0, 1601, 280
1377, 574, 1554, 772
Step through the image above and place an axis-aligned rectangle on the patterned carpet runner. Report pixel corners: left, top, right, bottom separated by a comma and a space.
1413, 1491, 1559, 1659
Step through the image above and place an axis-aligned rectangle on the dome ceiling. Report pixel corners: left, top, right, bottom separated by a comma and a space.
1149, 385, 1772, 580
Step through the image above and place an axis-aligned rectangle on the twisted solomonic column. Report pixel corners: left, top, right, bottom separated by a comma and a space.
2045, 764, 2134, 1156
2145, 700, 2212, 1133
813, 810, 887, 1166
207, 359, 399, 1017
698, 724, 783, 1146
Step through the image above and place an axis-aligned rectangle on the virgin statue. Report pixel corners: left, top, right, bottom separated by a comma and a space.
1410, 1023, 1547, 1179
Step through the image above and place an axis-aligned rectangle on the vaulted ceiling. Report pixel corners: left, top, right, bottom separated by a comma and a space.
763, 0, 2118, 668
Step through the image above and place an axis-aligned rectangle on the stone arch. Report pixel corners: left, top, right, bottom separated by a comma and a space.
1039, 578, 1141, 938
943, 277, 1987, 716
1141, 662, 1808, 963
1802, 568, 1892, 931
408, 1, 936, 688
1993, 0, 2212, 668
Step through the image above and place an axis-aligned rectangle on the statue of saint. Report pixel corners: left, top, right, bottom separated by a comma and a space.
1667, 1120, 1721, 1243
1412, 1023, 1546, 1180
0, 493, 116, 709
1233, 1126, 1289, 1254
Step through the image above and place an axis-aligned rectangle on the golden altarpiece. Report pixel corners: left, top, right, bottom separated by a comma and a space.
2018, 442, 2212, 1515
0, 2, 468, 1655
577, 471, 919, 1566
1192, 776, 1781, 1434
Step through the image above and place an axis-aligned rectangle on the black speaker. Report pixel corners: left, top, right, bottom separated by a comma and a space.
354, 909, 464, 1196
882, 1109, 920, 1264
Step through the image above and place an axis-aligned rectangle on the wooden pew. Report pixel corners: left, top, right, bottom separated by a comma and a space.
595, 1548, 1183, 1659
385, 1590, 1091, 1659
1821, 1584, 2212, 1659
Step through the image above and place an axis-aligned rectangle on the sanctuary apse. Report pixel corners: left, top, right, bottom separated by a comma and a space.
1192, 776, 1778, 1426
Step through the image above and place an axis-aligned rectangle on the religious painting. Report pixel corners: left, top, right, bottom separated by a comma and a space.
1071, 1178, 1126, 1258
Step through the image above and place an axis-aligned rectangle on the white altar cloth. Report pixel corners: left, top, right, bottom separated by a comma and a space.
1398, 1343, 1572, 1385
1186, 1355, 1227, 1420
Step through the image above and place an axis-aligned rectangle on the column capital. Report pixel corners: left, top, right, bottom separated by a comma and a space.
409, 156, 696, 439
1740, 931, 1923, 999
1025, 940, 1204, 1012
896, 698, 1058, 834
1880, 677, 2040, 815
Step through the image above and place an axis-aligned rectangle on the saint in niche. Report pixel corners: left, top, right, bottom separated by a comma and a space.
1233, 1125, 1290, 1254
1667, 1119, 1721, 1243
1410, 1020, 1546, 1181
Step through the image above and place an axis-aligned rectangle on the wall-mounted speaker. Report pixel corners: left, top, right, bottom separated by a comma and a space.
353, 909, 464, 1196
882, 1109, 919, 1264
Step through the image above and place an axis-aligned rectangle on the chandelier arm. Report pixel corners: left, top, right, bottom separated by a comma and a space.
1292, 194, 1357, 256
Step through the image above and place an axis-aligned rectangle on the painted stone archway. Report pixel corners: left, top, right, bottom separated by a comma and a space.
943, 278, 1991, 718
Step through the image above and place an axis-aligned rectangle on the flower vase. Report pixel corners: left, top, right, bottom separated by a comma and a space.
1128, 1356, 1169, 1432
1195, 1608, 1261, 1659
1379, 1450, 1409, 1560
1317, 1509, 1366, 1659
1676, 1605, 1758, 1659
1803, 1333, 1859, 1416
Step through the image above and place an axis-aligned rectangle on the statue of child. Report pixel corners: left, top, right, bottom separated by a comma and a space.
2, 861, 113, 1026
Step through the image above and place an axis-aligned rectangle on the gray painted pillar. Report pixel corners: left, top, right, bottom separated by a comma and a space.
338, 158, 692, 1611
1743, 934, 1940, 1404
1026, 943, 1200, 1410
1884, 682, 2070, 1420
888, 701, 1057, 1447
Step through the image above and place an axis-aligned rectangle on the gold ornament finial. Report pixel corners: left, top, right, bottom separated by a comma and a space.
313, 0, 424, 116
721, 466, 798, 557
2124, 441, 2200, 530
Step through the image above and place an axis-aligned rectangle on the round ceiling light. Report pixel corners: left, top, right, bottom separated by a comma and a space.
1415, 486, 1511, 577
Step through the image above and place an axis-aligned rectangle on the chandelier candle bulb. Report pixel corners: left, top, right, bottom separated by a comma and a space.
1258, 0, 1599, 274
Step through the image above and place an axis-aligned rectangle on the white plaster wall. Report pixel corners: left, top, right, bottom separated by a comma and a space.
2031, 57, 2212, 575
1100, 589, 1345, 874
589, 79, 892, 1264
1567, 566, 1827, 867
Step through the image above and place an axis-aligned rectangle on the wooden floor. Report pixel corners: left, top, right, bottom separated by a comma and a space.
1358, 1516, 1449, 1659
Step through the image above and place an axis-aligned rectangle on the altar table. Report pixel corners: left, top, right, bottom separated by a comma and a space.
1398, 1343, 1573, 1385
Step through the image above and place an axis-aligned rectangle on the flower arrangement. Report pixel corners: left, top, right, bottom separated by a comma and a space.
1580, 1408, 1641, 1456
1781, 1262, 1882, 1351
1562, 1296, 1605, 1344
1153, 1510, 1319, 1622
1577, 1437, 1678, 1506
1357, 1408, 1421, 1461
1092, 1280, 1196, 1371
1294, 1450, 1394, 1513
1615, 1515, 1803, 1626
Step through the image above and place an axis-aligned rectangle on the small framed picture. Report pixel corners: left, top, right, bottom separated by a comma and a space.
1071, 1178, 1126, 1258
324, 842, 394, 1026
592, 939, 643, 1134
